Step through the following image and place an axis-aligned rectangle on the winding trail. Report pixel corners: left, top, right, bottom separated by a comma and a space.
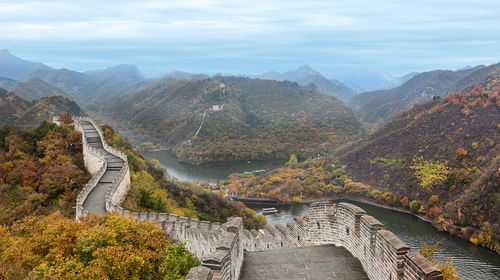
80, 120, 125, 214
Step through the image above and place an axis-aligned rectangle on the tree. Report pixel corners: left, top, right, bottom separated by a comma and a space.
419, 243, 460, 280
410, 200, 421, 213
58, 113, 74, 127
256, 214, 267, 226
285, 154, 298, 166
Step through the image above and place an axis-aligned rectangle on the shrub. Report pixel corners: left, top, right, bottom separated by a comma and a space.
426, 195, 439, 209
410, 200, 421, 213
369, 156, 405, 169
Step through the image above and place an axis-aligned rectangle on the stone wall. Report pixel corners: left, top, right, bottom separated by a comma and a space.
75, 117, 442, 280
74, 118, 107, 218
303, 201, 443, 280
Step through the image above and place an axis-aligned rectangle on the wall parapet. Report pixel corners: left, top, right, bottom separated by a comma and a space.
74, 117, 108, 218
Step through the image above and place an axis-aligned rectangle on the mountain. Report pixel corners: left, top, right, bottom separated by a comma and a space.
162, 70, 210, 80
259, 65, 355, 102
0, 76, 19, 90
0, 88, 33, 124
84, 64, 146, 100
106, 76, 363, 164
27, 68, 93, 101
348, 64, 499, 127
0, 88, 85, 127
8, 77, 69, 101
16, 95, 86, 128
28, 64, 145, 103
349, 69, 463, 125
328, 67, 415, 93
0, 49, 52, 81
447, 63, 499, 94
336, 84, 500, 251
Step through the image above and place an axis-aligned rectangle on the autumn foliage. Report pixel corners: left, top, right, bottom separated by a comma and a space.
100, 124, 266, 230
0, 212, 197, 279
0, 120, 89, 223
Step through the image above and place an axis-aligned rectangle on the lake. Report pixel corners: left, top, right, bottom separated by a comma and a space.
142, 150, 285, 184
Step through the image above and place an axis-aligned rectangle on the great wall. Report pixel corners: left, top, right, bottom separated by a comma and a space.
74, 117, 444, 280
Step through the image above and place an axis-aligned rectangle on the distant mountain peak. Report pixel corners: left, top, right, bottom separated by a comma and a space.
0, 49, 52, 81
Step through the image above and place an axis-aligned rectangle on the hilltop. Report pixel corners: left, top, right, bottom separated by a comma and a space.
0, 77, 69, 101
259, 65, 355, 101
0, 49, 52, 80
0, 89, 85, 128
348, 63, 500, 129
105, 76, 363, 164
0, 88, 33, 123
0, 50, 146, 104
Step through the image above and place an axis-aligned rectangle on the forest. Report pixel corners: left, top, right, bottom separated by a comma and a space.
105, 77, 363, 164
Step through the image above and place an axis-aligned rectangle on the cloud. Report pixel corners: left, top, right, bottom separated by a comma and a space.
0, 0, 499, 76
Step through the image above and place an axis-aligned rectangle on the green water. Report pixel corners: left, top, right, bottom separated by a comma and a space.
142, 150, 285, 184
144, 150, 500, 280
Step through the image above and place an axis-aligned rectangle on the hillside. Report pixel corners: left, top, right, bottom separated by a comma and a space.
17, 96, 86, 128
338, 85, 500, 250
349, 69, 463, 125
227, 85, 500, 253
0, 89, 85, 128
0, 49, 52, 81
349, 63, 499, 129
8, 77, 69, 101
447, 63, 500, 94
0, 88, 33, 124
259, 65, 355, 101
106, 76, 363, 164
162, 70, 210, 80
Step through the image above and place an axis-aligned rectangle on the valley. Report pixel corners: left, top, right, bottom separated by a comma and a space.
0, 50, 498, 280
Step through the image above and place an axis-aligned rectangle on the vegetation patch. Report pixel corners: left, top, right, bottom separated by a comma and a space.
369, 156, 405, 169
410, 157, 450, 190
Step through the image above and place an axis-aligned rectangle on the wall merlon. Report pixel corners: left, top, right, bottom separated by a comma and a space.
405, 252, 443, 279
216, 232, 236, 250
185, 266, 213, 280
338, 202, 366, 215
360, 214, 384, 230
202, 250, 230, 270
378, 229, 410, 253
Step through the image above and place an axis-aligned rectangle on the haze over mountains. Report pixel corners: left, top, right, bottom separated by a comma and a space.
349, 63, 500, 127
0, 49, 415, 104
1, 48, 498, 133
258, 65, 355, 102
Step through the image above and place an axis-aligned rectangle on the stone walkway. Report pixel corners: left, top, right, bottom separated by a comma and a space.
239, 245, 368, 280
80, 120, 125, 214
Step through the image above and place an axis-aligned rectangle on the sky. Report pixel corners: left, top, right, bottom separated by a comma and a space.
1, 0, 499, 78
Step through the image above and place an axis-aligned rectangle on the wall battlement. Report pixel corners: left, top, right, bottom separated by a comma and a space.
76, 117, 443, 280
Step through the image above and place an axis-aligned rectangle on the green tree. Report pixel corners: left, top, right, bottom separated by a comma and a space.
410, 200, 421, 213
